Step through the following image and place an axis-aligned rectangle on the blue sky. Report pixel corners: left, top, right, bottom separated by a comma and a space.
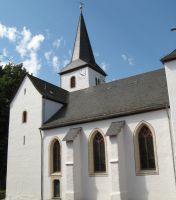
0, 0, 176, 85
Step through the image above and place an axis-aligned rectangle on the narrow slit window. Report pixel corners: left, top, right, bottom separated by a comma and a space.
70, 76, 76, 88
22, 111, 27, 123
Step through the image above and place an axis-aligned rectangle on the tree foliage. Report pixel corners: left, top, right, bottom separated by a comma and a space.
0, 63, 28, 190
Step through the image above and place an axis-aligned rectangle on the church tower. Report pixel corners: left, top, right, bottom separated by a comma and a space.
60, 11, 107, 92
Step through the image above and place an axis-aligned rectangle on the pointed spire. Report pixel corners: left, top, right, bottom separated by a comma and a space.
71, 12, 95, 65
60, 12, 106, 76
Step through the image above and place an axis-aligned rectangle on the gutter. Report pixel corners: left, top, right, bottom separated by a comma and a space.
40, 130, 44, 200
166, 105, 176, 187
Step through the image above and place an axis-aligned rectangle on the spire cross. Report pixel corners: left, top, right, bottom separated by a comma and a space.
79, 1, 84, 12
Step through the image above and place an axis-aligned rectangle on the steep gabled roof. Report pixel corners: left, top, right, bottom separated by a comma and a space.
161, 49, 176, 63
42, 68, 169, 130
60, 13, 106, 76
28, 75, 68, 104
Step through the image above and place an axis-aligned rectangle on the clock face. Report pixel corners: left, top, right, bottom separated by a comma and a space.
79, 69, 86, 76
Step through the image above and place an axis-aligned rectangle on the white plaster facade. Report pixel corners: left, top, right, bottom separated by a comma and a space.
60, 66, 105, 92
6, 73, 176, 200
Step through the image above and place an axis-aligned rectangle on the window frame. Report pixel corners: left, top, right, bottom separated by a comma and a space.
88, 129, 108, 176
134, 121, 159, 175
49, 138, 62, 176
51, 177, 61, 200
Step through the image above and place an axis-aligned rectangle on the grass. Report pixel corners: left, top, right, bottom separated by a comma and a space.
0, 190, 5, 200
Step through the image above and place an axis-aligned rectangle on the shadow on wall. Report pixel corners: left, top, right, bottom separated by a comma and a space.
80, 130, 98, 200
119, 125, 148, 200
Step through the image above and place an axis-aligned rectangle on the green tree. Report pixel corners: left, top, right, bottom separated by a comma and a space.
0, 63, 28, 190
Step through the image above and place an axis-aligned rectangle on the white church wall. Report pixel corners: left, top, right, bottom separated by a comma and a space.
43, 99, 63, 122
43, 109, 176, 200
60, 67, 90, 91
124, 109, 176, 200
165, 60, 176, 174
6, 77, 43, 200
88, 67, 106, 86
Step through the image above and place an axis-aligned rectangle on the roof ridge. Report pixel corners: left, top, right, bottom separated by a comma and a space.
27, 74, 68, 92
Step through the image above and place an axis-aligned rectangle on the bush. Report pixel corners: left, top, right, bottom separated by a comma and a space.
0, 190, 5, 199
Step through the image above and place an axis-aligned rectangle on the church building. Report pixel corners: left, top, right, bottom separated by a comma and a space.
5, 9, 176, 200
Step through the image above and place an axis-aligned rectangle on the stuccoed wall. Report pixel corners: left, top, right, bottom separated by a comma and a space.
43, 109, 176, 200
60, 67, 90, 91
6, 77, 43, 200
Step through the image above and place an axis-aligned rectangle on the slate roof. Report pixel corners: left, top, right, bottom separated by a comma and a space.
161, 49, 176, 63
28, 74, 68, 104
63, 127, 82, 142
60, 13, 106, 76
106, 121, 125, 136
41, 68, 169, 130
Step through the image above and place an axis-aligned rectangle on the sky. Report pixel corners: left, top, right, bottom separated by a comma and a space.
0, 0, 176, 85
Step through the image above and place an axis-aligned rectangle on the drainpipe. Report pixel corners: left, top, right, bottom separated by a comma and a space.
40, 129, 44, 200
166, 105, 176, 186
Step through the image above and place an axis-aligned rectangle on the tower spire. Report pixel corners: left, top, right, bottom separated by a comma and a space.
71, 11, 96, 64
60, 9, 106, 77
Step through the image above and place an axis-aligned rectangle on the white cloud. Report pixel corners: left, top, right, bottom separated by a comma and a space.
23, 52, 41, 75
44, 51, 52, 61
2, 48, 8, 57
100, 62, 108, 71
52, 56, 60, 72
28, 34, 44, 51
62, 58, 70, 67
52, 38, 65, 48
0, 23, 18, 42
121, 54, 134, 66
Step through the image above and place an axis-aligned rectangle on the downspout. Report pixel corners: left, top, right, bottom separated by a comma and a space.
40, 84, 46, 200
166, 105, 176, 186
40, 129, 44, 200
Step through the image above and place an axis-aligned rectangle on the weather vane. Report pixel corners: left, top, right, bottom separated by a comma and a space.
79, 0, 84, 12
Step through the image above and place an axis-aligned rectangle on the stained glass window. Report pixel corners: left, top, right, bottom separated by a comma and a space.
138, 126, 156, 170
53, 179, 60, 198
93, 132, 106, 172
53, 140, 61, 172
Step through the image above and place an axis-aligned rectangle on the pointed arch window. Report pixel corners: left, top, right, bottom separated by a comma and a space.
53, 140, 61, 172
50, 139, 61, 175
134, 122, 158, 175
70, 76, 76, 88
89, 130, 107, 175
138, 126, 155, 170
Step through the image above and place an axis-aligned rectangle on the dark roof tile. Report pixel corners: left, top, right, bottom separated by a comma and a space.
42, 68, 169, 130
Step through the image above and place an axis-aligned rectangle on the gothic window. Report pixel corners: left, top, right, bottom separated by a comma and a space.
50, 139, 61, 175
70, 76, 76, 88
53, 179, 60, 198
93, 132, 106, 172
89, 130, 107, 175
22, 111, 27, 123
138, 126, 155, 170
134, 122, 158, 175
53, 140, 61, 173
